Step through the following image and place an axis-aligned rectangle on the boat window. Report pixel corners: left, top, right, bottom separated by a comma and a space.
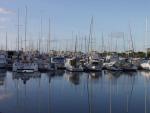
92, 62, 99, 66
70, 59, 77, 66
52, 58, 65, 63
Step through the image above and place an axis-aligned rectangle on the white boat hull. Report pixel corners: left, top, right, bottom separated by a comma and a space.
13, 62, 38, 73
66, 67, 84, 72
141, 63, 150, 70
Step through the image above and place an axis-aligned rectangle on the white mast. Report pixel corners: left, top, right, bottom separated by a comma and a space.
123, 32, 126, 52
48, 18, 51, 53
5, 32, 7, 51
85, 36, 87, 53
88, 16, 94, 53
40, 16, 43, 53
145, 17, 148, 57
17, 8, 20, 52
38, 32, 41, 52
75, 35, 78, 53
24, 6, 28, 52
129, 23, 135, 53
101, 32, 104, 53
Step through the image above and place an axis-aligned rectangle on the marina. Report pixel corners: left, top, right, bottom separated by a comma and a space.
1, 0, 150, 112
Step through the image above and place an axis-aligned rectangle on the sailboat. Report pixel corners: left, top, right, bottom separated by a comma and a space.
84, 17, 103, 72
140, 17, 150, 70
141, 60, 150, 70
13, 8, 38, 73
50, 56, 66, 69
65, 36, 84, 72
13, 52, 38, 73
119, 58, 137, 71
84, 53, 103, 71
103, 54, 122, 71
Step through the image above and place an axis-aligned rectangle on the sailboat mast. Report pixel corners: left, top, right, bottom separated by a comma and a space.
91, 17, 94, 52
39, 32, 41, 53
21, 36, 22, 50
129, 24, 135, 53
40, 16, 43, 53
25, 6, 28, 52
75, 35, 78, 53
6, 32, 7, 51
85, 36, 87, 53
48, 18, 51, 53
101, 32, 104, 53
17, 9, 20, 52
145, 17, 148, 57
115, 38, 118, 52
88, 17, 94, 53
123, 32, 126, 52
65, 39, 68, 51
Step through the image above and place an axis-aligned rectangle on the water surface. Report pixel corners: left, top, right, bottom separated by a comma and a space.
0, 70, 149, 113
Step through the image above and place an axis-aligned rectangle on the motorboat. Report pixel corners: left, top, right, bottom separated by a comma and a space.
103, 54, 121, 71
36, 58, 55, 72
65, 57, 84, 72
50, 56, 65, 69
119, 58, 137, 71
140, 59, 150, 70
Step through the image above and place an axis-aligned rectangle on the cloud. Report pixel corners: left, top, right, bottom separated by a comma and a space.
0, 7, 14, 14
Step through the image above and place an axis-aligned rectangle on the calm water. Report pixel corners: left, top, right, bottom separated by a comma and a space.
0, 70, 150, 113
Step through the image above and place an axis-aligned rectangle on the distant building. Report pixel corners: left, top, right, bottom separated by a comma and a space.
125, 50, 134, 54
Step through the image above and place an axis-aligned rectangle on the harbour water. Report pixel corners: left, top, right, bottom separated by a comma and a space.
0, 70, 150, 113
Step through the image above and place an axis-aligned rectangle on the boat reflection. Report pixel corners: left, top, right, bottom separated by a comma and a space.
105, 71, 122, 79
12, 72, 41, 84
106, 70, 137, 79
0, 69, 7, 86
141, 71, 150, 79
47, 70, 65, 77
122, 72, 137, 77
87, 72, 102, 80
65, 72, 82, 85
140, 70, 150, 113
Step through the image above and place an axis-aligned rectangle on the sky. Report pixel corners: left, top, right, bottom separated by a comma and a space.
0, 0, 150, 52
